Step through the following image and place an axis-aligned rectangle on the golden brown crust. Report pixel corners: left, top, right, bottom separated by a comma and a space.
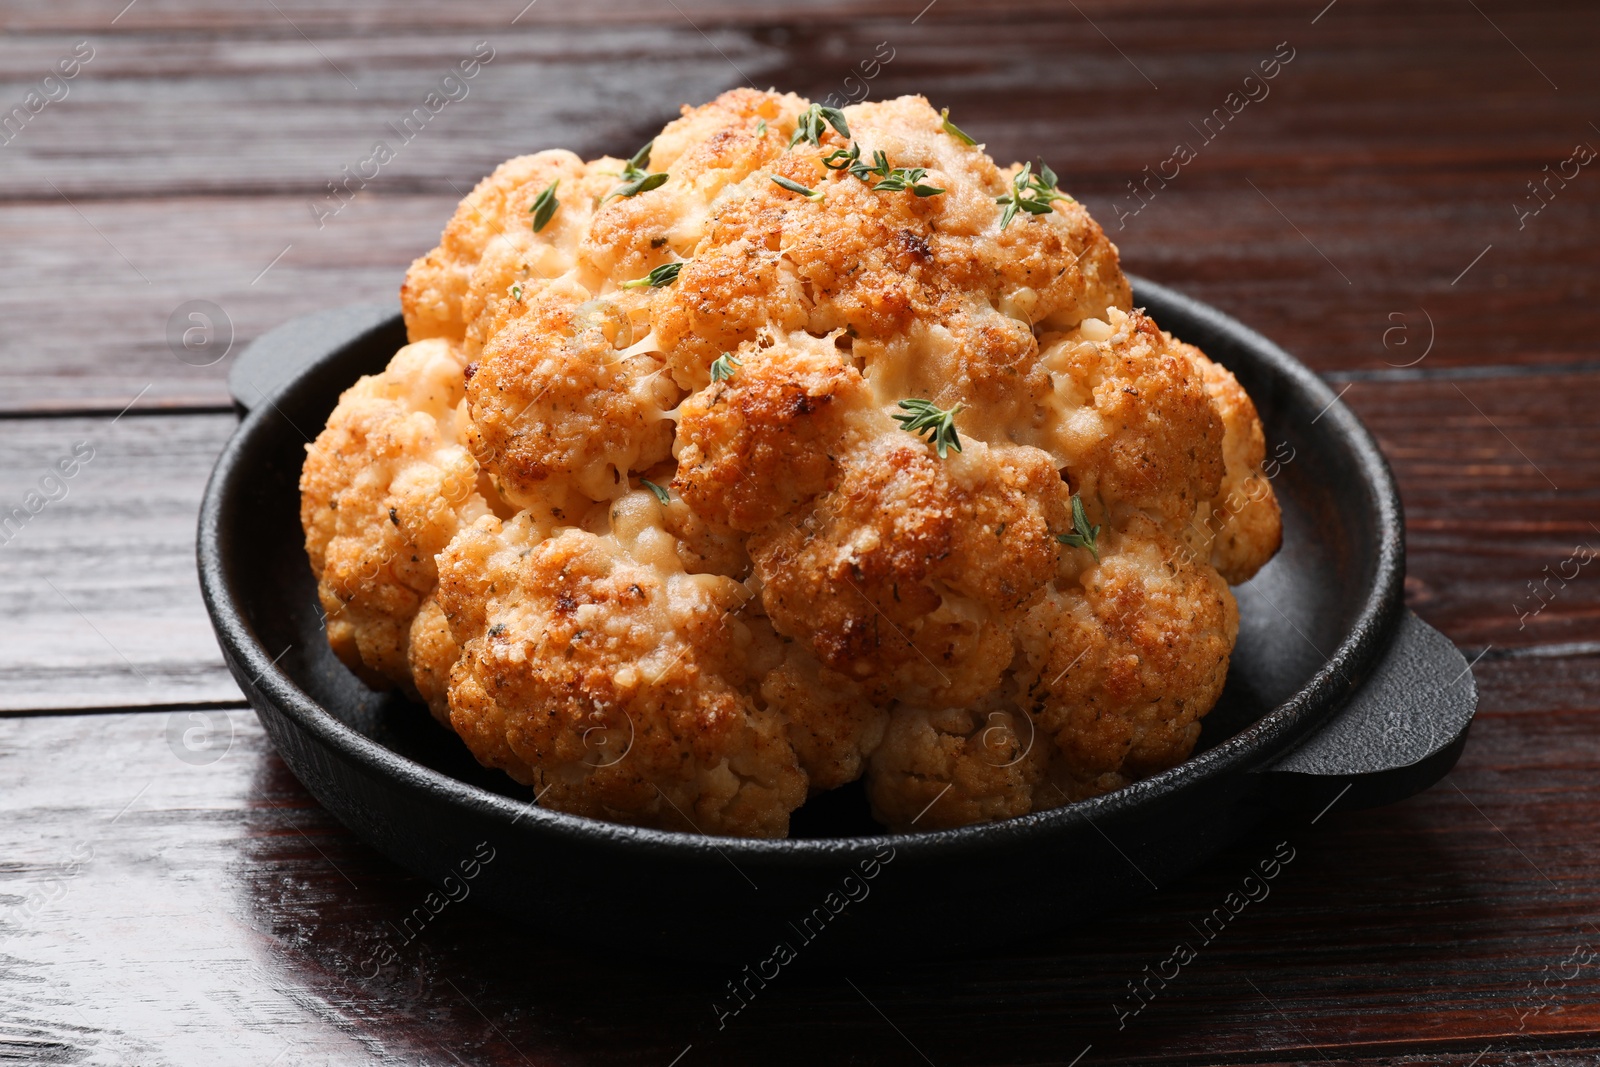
1018, 516, 1238, 805
408, 594, 457, 725
305, 88, 1283, 837
436, 502, 806, 837
672, 333, 872, 531
402, 152, 582, 345
298, 339, 494, 694
866, 700, 1049, 831
752, 437, 1068, 709
760, 641, 887, 793
1041, 307, 1226, 527
1190, 351, 1284, 582
465, 296, 683, 514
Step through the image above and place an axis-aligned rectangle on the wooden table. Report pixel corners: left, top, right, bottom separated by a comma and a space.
3, 1, 1597, 1062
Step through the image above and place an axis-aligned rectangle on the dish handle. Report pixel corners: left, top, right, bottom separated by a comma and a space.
228, 303, 398, 413
1256, 610, 1479, 817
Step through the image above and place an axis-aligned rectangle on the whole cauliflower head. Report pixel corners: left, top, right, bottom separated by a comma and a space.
303, 89, 1282, 837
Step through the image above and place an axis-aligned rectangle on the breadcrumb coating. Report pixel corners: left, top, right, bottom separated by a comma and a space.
464, 293, 683, 515
299, 338, 496, 696
436, 494, 806, 836
1018, 515, 1238, 809
866, 699, 1049, 831
751, 435, 1067, 710
1190, 351, 1283, 583
302, 89, 1283, 836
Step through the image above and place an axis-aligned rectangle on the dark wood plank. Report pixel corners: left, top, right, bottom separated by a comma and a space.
0, 0, 1244, 34
0, 412, 240, 710
1, 653, 1596, 1065
1346, 371, 1600, 653
1, 2, 1598, 407
0, 197, 451, 413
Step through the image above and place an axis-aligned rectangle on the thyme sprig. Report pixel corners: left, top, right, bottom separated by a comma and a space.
893, 397, 965, 458
940, 107, 977, 146
1056, 493, 1101, 561
872, 164, 944, 196
824, 143, 944, 196
621, 262, 683, 289
996, 160, 1070, 229
605, 140, 668, 201
821, 142, 862, 172
790, 103, 850, 147
772, 174, 825, 201
710, 353, 742, 382
529, 180, 559, 232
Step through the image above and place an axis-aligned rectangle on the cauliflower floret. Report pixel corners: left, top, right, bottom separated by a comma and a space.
759, 639, 887, 792
672, 331, 874, 531
656, 491, 750, 578
1189, 351, 1283, 583
1017, 515, 1238, 805
401, 151, 621, 353
465, 294, 683, 515
299, 338, 497, 694
307, 87, 1285, 837
580, 88, 810, 283
654, 95, 1129, 401
752, 435, 1067, 709
866, 698, 1049, 832
436, 492, 806, 836
1042, 307, 1225, 531
408, 594, 457, 725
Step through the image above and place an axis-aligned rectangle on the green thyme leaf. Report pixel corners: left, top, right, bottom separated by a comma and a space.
603, 141, 668, 201
872, 165, 944, 197
772, 174, 825, 201
607, 170, 668, 201
940, 107, 977, 146
790, 103, 851, 147
822, 142, 862, 171
621, 261, 684, 289
640, 478, 671, 505
1055, 493, 1101, 561
710, 352, 742, 382
529, 180, 559, 232
625, 139, 654, 176
509, 282, 524, 302
994, 160, 1070, 229
853, 148, 892, 182
893, 397, 965, 458
829, 143, 945, 196
756, 119, 767, 137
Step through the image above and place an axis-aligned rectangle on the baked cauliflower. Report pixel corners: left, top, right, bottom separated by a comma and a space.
299, 337, 505, 722
301, 89, 1281, 837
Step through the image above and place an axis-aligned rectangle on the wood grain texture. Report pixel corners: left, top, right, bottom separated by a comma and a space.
1, 653, 1596, 1066
1, 0, 1597, 1062
0, 413, 239, 710
0, 196, 454, 413
2, 1, 1597, 408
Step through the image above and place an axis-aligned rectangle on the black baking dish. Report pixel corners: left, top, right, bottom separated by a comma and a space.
198, 277, 1478, 962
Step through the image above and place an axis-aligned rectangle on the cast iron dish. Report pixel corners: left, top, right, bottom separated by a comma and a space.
199, 277, 1478, 961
